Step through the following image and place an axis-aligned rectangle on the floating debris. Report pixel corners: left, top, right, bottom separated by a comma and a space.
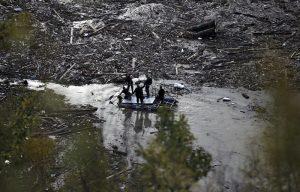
222, 97, 231, 102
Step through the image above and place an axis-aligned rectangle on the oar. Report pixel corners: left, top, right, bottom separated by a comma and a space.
106, 88, 122, 102
108, 95, 114, 101
109, 100, 118, 107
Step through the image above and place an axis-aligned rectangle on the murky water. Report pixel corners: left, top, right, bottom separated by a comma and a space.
179, 88, 266, 191
26, 80, 267, 190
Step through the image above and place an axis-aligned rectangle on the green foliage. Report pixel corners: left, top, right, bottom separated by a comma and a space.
61, 128, 115, 192
0, 137, 56, 192
0, 89, 67, 161
0, 88, 40, 162
242, 50, 300, 192
263, 87, 300, 191
0, 12, 35, 51
22, 137, 55, 165
136, 108, 211, 192
0, 88, 67, 191
260, 50, 300, 191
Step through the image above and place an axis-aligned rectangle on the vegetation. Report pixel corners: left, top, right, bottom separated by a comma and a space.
0, 88, 115, 191
243, 50, 300, 192
0, 88, 63, 191
61, 128, 115, 192
0, 12, 35, 51
135, 108, 212, 192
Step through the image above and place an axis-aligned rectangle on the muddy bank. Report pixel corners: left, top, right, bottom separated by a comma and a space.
1, 0, 300, 90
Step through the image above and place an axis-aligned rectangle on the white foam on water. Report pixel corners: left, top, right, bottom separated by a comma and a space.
26, 79, 45, 90
26, 80, 267, 188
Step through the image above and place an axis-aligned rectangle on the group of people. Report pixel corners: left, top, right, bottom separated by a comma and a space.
119, 74, 165, 104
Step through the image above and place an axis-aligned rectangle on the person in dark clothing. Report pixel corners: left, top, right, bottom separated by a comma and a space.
23, 80, 28, 86
120, 86, 132, 100
133, 84, 144, 104
125, 74, 134, 93
144, 75, 152, 98
157, 85, 165, 102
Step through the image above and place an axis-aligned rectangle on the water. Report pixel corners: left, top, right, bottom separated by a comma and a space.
27, 80, 157, 168
178, 88, 267, 190
26, 80, 267, 190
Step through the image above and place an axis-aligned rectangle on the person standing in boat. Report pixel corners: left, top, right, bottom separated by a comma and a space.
156, 85, 165, 103
119, 86, 132, 100
133, 84, 144, 104
144, 74, 152, 98
125, 74, 134, 93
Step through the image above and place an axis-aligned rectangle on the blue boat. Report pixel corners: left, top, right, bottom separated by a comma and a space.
118, 96, 178, 111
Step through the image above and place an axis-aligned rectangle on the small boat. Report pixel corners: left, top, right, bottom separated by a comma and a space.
118, 96, 178, 111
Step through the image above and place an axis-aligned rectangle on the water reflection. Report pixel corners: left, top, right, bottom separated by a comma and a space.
122, 110, 153, 134
131, 108, 212, 192
61, 129, 115, 192
133, 111, 152, 133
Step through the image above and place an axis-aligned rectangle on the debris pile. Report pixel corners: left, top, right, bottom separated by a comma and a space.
0, 0, 299, 90
118, 3, 177, 25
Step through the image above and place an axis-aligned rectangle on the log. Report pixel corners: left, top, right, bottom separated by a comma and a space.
182, 27, 216, 39
253, 31, 293, 36
91, 72, 126, 77
152, 31, 160, 39
53, 9, 64, 22
70, 27, 74, 44
233, 11, 271, 23
59, 63, 76, 80
187, 20, 216, 32
48, 107, 98, 114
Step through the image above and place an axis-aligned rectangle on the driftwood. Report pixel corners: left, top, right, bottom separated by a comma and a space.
253, 31, 293, 36
152, 31, 160, 39
48, 107, 98, 115
91, 72, 126, 77
181, 27, 216, 39
53, 9, 64, 22
56, 127, 94, 136
186, 20, 215, 32
70, 27, 74, 44
233, 11, 271, 23
59, 63, 76, 80
187, 52, 199, 60
132, 58, 137, 69
106, 168, 132, 180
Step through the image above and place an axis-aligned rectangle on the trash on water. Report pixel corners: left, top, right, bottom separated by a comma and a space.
222, 97, 231, 102
124, 37, 132, 41
242, 93, 250, 99
72, 19, 105, 38
174, 83, 185, 89
48, 135, 56, 140
132, 75, 146, 84
14, 7, 23, 12
181, 20, 216, 39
